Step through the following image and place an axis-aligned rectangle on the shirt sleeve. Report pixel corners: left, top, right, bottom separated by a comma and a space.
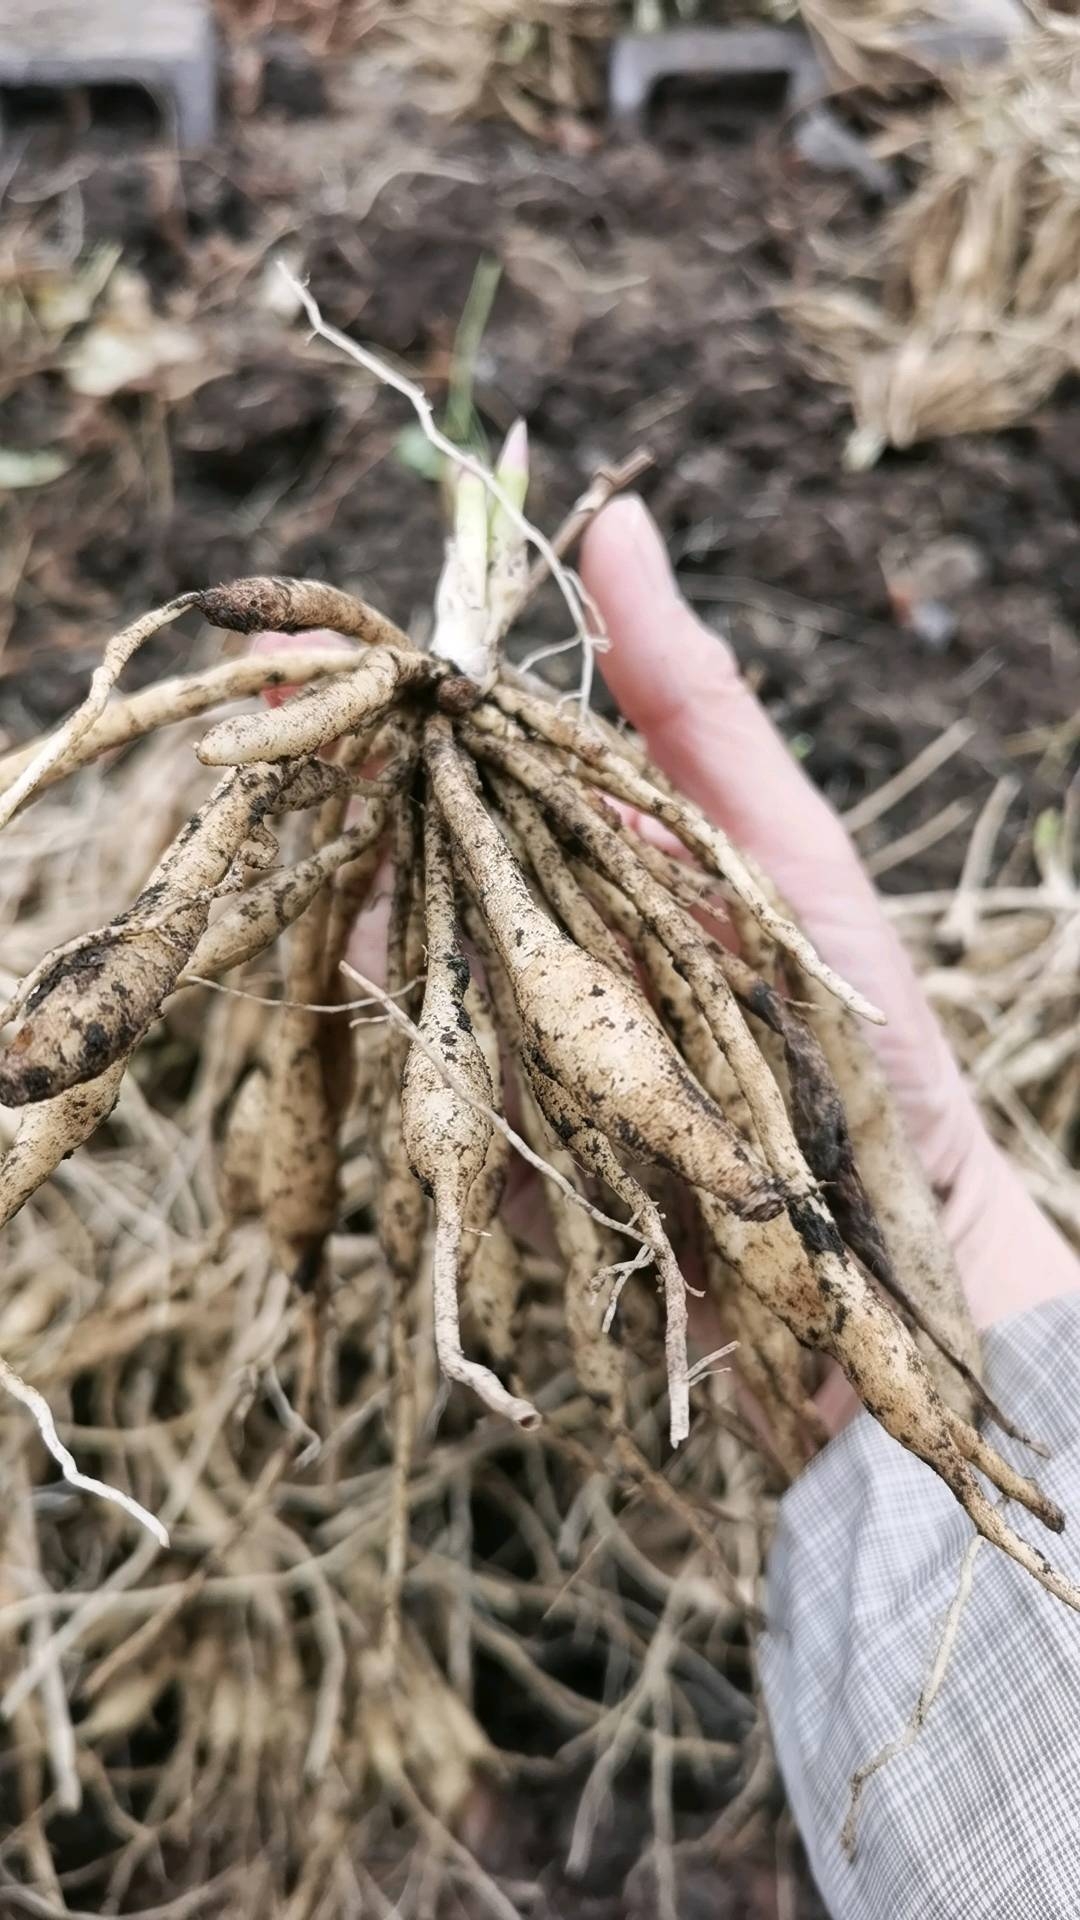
760, 1292, 1080, 1920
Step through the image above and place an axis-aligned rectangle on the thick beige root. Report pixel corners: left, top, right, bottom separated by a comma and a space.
487, 774, 638, 987
458, 981, 522, 1370
400, 763, 539, 1429
0, 763, 296, 1105
479, 687, 885, 1025
0, 1063, 127, 1230
709, 1255, 823, 1481
526, 1066, 692, 1445
191, 575, 412, 647
582, 878, 826, 1473
426, 720, 783, 1224
462, 906, 627, 1424
713, 1200, 1080, 1607
790, 956, 985, 1420
219, 1065, 269, 1223
0, 649, 359, 805
0, 595, 199, 831
259, 867, 343, 1286
197, 650, 433, 767
181, 806, 386, 987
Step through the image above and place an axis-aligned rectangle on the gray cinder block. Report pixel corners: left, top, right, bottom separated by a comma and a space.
0, 0, 217, 148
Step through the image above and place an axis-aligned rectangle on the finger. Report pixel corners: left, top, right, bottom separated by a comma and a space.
584, 498, 878, 936
251, 628, 355, 707
581, 497, 977, 1187
347, 857, 392, 988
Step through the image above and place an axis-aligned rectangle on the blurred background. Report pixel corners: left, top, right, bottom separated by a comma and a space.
2, 0, 1078, 869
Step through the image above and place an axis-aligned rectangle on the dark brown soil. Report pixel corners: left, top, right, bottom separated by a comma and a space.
2, 52, 1078, 891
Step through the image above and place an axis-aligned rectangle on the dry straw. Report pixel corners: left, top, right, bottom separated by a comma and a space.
794, 12, 1080, 457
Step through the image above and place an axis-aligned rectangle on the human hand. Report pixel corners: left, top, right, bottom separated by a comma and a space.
580, 497, 1078, 1393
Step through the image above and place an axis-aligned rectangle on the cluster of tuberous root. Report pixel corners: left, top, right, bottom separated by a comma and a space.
0, 436, 1077, 1632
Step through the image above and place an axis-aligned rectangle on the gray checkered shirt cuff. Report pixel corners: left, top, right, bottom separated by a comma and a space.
761, 1291, 1080, 1920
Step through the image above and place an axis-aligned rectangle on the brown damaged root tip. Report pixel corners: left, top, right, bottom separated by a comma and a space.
193, 576, 410, 648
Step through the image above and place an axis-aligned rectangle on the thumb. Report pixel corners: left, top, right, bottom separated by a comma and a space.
250, 628, 355, 707
583, 496, 859, 902
581, 495, 978, 1193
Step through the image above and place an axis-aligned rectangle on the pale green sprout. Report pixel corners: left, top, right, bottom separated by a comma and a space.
485, 420, 530, 654
432, 469, 492, 681
431, 421, 529, 687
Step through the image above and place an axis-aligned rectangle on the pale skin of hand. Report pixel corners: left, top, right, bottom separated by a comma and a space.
254, 496, 1078, 1448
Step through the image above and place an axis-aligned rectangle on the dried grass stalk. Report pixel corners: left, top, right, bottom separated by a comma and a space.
794, 16, 1080, 455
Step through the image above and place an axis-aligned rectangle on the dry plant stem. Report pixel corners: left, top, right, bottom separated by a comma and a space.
0, 649, 360, 804
0, 1356, 167, 1546
283, 267, 602, 696
938, 775, 1021, 955
401, 768, 539, 1430
479, 688, 885, 1025
382, 1296, 415, 1673
0, 594, 198, 831
841, 720, 977, 836
13, 1467, 79, 1816
609, 1430, 763, 1623
425, 720, 783, 1222
841, 1531, 983, 1860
